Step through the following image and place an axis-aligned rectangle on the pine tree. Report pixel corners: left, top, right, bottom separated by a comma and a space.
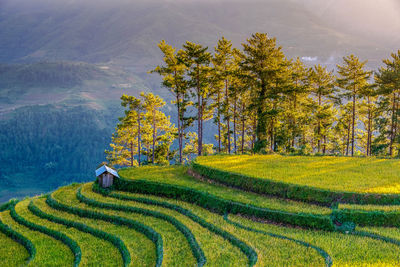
120, 94, 144, 165
359, 82, 377, 156
375, 51, 400, 156
151, 40, 190, 164
309, 65, 336, 153
285, 58, 309, 150
337, 55, 371, 156
240, 33, 287, 152
212, 37, 234, 153
181, 41, 212, 155
106, 94, 143, 167
141, 92, 176, 164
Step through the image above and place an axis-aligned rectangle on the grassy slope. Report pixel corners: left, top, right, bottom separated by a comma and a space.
228, 215, 400, 267
35, 198, 156, 267
104, 189, 325, 266
109, 187, 400, 267
359, 226, 400, 241
0, 228, 29, 267
80, 183, 251, 266
0, 209, 73, 266
2, 161, 400, 266
53, 184, 196, 266
119, 166, 331, 215
15, 199, 124, 266
196, 155, 400, 193
339, 203, 400, 211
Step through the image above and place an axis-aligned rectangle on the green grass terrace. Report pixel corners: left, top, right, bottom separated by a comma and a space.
195, 155, 400, 194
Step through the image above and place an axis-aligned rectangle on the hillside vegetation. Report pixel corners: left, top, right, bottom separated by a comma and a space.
2, 158, 400, 266
195, 155, 400, 193
0, 61, 152, 202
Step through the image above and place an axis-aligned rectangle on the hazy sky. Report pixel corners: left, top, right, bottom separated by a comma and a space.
300, 0, 400, 39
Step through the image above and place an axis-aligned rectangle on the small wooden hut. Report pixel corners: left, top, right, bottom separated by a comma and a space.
95, 165, 119, 188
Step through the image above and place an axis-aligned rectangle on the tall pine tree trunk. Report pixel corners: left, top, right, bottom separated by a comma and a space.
137, 113, 141, 166
233, 94, 237, 153
177, 94, 183, 164
394, 94, 399, 156
197, 65, 202, 155
225, 80, 231, 153
351, 92, 356, 156
317, 92, 321, 153
366, 96, 372, 156
130, 142, 134, 167
152, 110, 156, 164
291, 97, 296, 148
200, 98, 204, 155
270, 120, 274, 151
252, 116, 257, 153
346, 118, 351, 156
217, 90, 221, 153
389, 92, 396, 156
256, 80, 268, 151
241, 102, 245, 154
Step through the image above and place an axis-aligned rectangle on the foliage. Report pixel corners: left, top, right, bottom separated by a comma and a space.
106, 92, 176, 167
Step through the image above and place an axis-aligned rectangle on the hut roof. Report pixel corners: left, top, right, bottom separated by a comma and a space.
95, 165, 120, 178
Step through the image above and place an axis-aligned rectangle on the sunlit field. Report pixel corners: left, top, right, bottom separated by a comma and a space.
196, 155, 400, 193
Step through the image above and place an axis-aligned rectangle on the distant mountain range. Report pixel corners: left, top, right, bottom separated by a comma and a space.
1, 0, 399, 71
0, 62, 150, 115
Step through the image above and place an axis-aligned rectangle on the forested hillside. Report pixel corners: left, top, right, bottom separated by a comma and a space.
0, 105, 112, 201
0, 62, 150, 201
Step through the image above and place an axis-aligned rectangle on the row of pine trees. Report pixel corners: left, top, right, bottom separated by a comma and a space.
107, 33, 400, 166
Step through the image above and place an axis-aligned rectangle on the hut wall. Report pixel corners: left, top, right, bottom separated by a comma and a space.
99, 173, 114, 188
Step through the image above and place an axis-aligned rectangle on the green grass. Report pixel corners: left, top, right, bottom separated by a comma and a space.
339, 203, 400, 212
227, 214, 400, 267
2, 161, 400, 266
358, 226, 400, 241
32, 197, 155, 267
110, 187, 400, 266
15, 199, 124, 266
0, 206, 73, 266
80, 183, 252, 266
0, 227, 29, 267
196, 154, 400, 194
119, 165, 331, 215
52, 184, 197, 267
93, 186, 329, 266
45, 185, 164, 266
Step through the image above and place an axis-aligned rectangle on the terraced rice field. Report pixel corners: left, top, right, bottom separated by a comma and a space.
1, 160, 400, 266
195, 154, 400, 193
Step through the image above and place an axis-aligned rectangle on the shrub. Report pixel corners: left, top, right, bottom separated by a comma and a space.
114, 177, 335, 231
332, 209, 400, 227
